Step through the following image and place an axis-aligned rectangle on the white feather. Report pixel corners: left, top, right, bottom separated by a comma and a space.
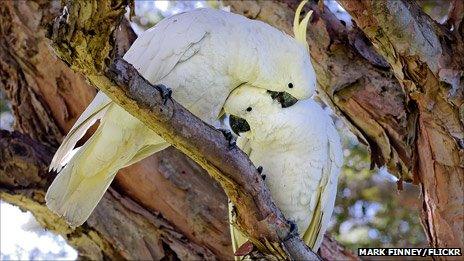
49, 92, 112, 172
47, 7, 316, 227
46, 103, 168, 227
224, 86, 343, 252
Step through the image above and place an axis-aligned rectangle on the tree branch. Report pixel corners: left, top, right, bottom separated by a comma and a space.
1, 1, 356, 259
226, 0, 463, 249
338, 0, 463, 90
225, 0, 415, 182
0, 130, 215, 260
447, 0, 464, 34
42, 0, 319, 259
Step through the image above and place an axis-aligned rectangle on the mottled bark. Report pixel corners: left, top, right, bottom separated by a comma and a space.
46, 0, 318, 257
0, 1, 228, 259
0, 1, 95, 146
13, 0, 460, 257
0, 0, 354, 260
226, 0, 464, 251
0, 130, 216, 260
337, 0, 464, 249
225, 0, 413, 184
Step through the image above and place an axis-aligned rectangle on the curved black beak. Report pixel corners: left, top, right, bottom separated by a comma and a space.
267, 91, 298, 108
229, 115, 251, 135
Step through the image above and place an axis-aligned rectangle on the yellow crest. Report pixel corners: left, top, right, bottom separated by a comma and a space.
293, 0, 312, 51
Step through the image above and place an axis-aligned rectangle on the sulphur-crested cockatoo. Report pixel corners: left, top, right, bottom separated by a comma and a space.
223, 85, 343, 254
46, 1, 316, 227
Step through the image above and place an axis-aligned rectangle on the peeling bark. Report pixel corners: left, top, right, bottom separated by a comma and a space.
225, 0, 414, 182
8, 0, 460, 258
227, 0, 464, 250
0, 0, 355, 259
0, 1, 233, 259
337, 0, 464, 250
0, 1, 95, 146
45, 0, 319, 257
0, 130, 215, 260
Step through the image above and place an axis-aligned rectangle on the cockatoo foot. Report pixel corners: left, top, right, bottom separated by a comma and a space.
218, 128, 236, 148
284, 220, 299, 241
155, 84, 172, 105
257, 166, 266, 180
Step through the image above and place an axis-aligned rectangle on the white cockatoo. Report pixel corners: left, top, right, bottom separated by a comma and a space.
223, 85, 343, 254
46, 2, 316, 227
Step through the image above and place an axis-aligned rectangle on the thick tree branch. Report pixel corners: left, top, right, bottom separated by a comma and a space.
5, 0, 458, 256
225, 0, 415, 182
42, 0, 319, 259
0, 130, 216, 260
1, 1, 356, 259
1, 2, 230, 258
0, 2, 96, 147
447, 0, 464, 35
338, 0, 463, 93
0, 130, 353, 260
226, 0, 463, 249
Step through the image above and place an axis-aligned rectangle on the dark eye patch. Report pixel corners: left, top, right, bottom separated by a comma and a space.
288, 83, 294, 88
246, 107, 252, 112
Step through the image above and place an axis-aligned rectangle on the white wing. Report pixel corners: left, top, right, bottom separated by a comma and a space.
46, 103, 168, 227
302, 119, 343, 250
52, 8, 208, 172
49, 92, 112, 172
123, 10, 210, 83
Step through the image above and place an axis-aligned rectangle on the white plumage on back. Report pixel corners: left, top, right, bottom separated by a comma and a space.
46, 7, 316, 227
223, 86, 343, 253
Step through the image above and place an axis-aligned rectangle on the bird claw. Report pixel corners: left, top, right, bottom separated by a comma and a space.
218, 128, 236, 148
155, 84, 172, 105
257, 166, 266, 180
289, 220, 297, 233
284, 220, 299, 241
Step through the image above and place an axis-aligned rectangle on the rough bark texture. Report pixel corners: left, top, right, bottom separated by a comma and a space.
337, 0, 464, 249
46, 0, 318, 257
0, 1, 228, 259
0, 0, 95, 147
4, 0, 461, 258
0, 0, 354, 260
225, 0, 413, 182
0, 130, 216, 260
225, 0, 464, 250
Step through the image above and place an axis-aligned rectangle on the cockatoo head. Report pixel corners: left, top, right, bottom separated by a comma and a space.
224, 85, 282, 135
252, 0, 316, 101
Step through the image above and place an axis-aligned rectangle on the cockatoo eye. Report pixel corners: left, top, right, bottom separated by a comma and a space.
288, 83, 294, 88
246, 107, 252, 112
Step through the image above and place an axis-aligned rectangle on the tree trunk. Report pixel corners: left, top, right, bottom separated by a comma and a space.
223, 0, 463, 249
2, 0, 461, 258
0, 1, 226, 259
336, 0, 464, 249
0, 1, 356, 260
